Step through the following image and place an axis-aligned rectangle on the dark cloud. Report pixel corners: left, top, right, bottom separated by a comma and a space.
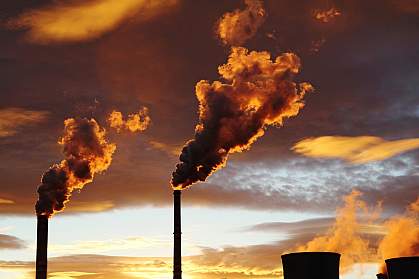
0, 0, 417, 215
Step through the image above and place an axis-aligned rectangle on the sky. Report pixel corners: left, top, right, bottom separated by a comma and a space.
0, 0, 418, 278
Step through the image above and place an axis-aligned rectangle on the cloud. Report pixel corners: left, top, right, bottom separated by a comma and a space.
7, 0, 178, 44
292, 136, 419, 164
0, 234, 26, 250
49, 236, 170, 255
0, 108, 49, 138
0, 198, 14, 204
147, 140, 183, 157
216, 0, 266, 46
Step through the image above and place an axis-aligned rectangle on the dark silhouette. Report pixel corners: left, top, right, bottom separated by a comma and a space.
385, 256, 419, 279
376, 273, 388, 279
173, 190, 182, 279
36, 215, 48, 279
281, 252, 340, 279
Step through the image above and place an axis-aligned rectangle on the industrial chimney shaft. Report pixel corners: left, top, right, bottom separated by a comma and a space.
173, 190, 182, 279
36, 215, 48, 279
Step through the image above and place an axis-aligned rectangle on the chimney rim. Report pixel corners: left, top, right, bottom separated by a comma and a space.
281, 251, 341, 258
385, 256, 419, 263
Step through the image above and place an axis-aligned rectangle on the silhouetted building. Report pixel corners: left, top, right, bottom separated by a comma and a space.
173, 190, 182, 279
281, 252, 340, 279
385, 256, 419, 279
36, 215, 48, 279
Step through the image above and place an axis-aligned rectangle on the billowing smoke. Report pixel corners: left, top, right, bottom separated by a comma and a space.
216, 0, 266, 46
296, 191, 379, 271
378, 197, 419, 273
36, 118, 116, 217
295, 191, 418, 276
108, 107, 151, 133
171, 47, 313, 189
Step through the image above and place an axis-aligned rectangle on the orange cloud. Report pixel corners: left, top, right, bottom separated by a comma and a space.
7, 0, 178, 44
216, 0, 266, 46
148, 140, 183, 157
292, 136, 419, 163
0, 198, 14, 205
0, 107, 49, 137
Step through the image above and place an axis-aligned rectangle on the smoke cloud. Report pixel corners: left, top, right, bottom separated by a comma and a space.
216, 0, 266, 46
171, 47, 313, 189
378, 197, 419, 273
108, 107, 151, 133
297, 191, 379, 270
36, 118, 116, 217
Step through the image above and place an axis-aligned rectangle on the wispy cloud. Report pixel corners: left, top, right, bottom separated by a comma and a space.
0, 107, 49, 137
0, 198, 14, 204
7, 0, 178, 44
49, 236, 170, 254
148, 140, 183, 157
292, 136, 419, 164
0, 234, 26, 250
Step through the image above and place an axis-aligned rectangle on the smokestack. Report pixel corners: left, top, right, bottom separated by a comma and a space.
385, 256, 419, 279
173, 190, 182, 279
36, 215, 48, 279
281, 252, 340, 279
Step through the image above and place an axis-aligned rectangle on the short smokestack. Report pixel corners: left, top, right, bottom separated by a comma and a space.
173, 190, 182, 279
385, 256, 419, 279
36, 215, 48, 279
281, 252, 340, 279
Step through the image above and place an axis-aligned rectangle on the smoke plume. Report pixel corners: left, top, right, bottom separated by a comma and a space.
108, 107, 151, 133
378, 197, 419, 273
216, 0, 266, 46
297, 190, 379, 270
171, 47, 313, 189
36, 118, 116, 217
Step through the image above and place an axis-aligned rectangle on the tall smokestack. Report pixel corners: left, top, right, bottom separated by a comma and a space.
173, 190, 182, 279
281, 252, 340, 279
385, 256, 419, 279
36, 215, 48, 279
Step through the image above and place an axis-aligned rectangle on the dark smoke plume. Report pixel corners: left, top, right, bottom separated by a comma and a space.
171, 47, 313, 189
36, 118, 116, 217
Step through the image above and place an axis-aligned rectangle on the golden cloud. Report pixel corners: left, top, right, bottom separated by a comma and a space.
7, 0, 178, 44
148, 140, 183, 157
292, 136, 419, 163
0, 107, 49, 137
49, 236, 170, 255
0, 198, 14, 205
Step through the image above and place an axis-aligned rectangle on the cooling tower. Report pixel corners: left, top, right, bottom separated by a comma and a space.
385, 256, 419, 279
281, 252, 340, 279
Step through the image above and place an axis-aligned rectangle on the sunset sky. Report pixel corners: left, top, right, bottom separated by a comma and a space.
0, 1, 418, 279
